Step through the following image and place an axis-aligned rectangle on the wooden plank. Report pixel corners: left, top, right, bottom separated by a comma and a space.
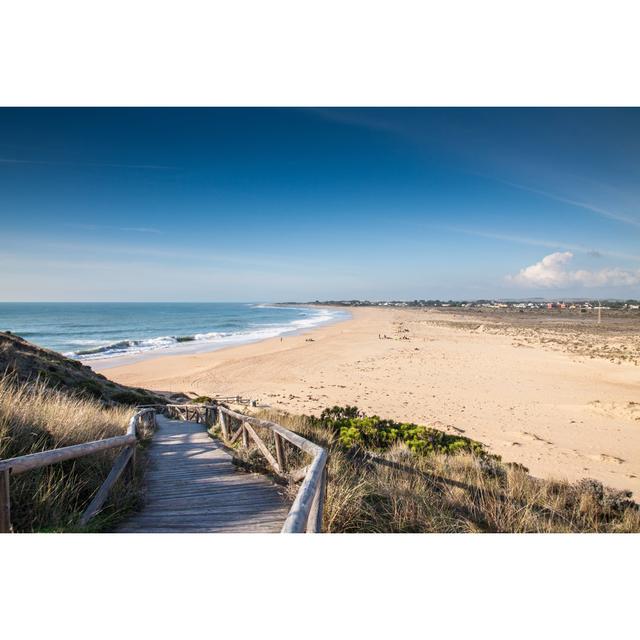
281, 448, 327, 533
142, 492, 288, 508
219, 406, 323, 457
79, 444, 135, 526
0, 434, 135, 476
219, 411, 229, 439
0, 469, 11, 533
241, 423, 249, 448
116, 414, 291, 533
229, 425, 244, 445
244, 422, 281, 474
218, 405, 328, 532
113, 405, 329, 533
307, 464, 327, 533
274, 432, 287, 473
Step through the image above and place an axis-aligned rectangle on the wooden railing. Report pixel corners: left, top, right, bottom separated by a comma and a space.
0, 403, 328, 533
210, 395, 256, 407
0, 407, 157, 533
165, 403, 328, 533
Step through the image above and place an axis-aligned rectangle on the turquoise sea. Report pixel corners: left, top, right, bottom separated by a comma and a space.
0, 303, 348, 362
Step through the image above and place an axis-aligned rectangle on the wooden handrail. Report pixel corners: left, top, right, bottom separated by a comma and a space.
0, 434, 136, 476
1, 402, 327, 533
166, 403, 328, 533
0, 407, 156, 533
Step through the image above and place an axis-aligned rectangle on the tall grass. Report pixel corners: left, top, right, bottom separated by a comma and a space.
0, 375, 149, 532
242, 408, 640, 533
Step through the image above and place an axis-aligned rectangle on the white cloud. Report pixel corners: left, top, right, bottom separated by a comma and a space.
507, 252, 640, 288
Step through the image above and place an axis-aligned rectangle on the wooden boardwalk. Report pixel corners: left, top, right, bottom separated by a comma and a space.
118, 415, 291, 533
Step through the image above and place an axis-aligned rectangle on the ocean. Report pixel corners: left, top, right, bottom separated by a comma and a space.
0, 303, 348, 363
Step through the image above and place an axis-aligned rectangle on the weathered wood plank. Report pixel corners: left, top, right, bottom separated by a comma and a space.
117, 415, 290, 533
79, 445, 134, 526
241, 423, 250, 448
243, 422, 281, 473
281, 448, 328, 533
0, 469, 11, 534
229, 425, 244, 445
274, 432, 287, 473
307, 464, 328, 533
0, 434, 135, 476
219, 411, 229, 439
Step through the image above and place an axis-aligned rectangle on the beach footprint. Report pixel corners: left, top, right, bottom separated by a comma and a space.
588, 400, 640, 422
512, 431, 554, 446
586, 453, 626, 465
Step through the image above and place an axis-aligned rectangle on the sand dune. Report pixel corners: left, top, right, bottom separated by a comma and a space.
100, 307, 640, 497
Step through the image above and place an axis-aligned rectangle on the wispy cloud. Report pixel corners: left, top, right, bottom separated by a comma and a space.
507, 252, 640, 288
0, 157, 174, 170
497, 179, 640, 230
441, 225, 640, 262
68, 223, 163, 235
305, 108, 405, 135
0, 232, 337, 273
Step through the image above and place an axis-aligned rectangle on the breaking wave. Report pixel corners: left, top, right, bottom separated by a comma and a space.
67, 307, 344, 361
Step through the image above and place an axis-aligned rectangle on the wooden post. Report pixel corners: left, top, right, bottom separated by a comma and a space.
219, 411, 229, 439
307, 465, 327, 533
129, 442, 137, 481
0, 469, 12, 533
241, 423, 250, 448
274, 432, 287, 473
80, 445, 135, 526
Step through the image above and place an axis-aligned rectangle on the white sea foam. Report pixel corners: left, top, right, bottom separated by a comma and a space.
70, 306, 346, 361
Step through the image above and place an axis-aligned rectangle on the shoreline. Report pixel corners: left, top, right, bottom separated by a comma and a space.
101, 306, 640, 497
86, 305, 351, 371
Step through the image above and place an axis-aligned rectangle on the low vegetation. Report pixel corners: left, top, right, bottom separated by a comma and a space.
319, 405, 486, 455
0, 331, 166, 406
0, 375, 152, 532
238, 406, 640, 533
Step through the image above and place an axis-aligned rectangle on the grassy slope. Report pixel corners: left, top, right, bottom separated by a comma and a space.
238, 408, 640, 533
0, 331, 167, 406
0, 376, 157, 532
0, 330, 171, 532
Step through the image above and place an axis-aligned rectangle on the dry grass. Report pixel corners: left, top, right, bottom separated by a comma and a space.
242, 408, 640, 533
0, 374, 150, 532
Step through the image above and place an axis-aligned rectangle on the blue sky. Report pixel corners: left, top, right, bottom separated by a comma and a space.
1, 108, 639, 301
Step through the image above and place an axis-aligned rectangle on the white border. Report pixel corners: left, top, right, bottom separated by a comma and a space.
1, 533, 638, 638
1, 1, 639, 106
1, 2, 638, 636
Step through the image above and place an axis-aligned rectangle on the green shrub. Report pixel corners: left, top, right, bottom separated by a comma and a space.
315, 405, 487, 457
190, 395, 213, 404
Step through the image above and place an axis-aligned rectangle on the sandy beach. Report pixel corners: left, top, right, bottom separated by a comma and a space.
101, 306, 640, 496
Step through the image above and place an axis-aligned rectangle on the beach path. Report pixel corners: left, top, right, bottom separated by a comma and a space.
118, 414, 290, 532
